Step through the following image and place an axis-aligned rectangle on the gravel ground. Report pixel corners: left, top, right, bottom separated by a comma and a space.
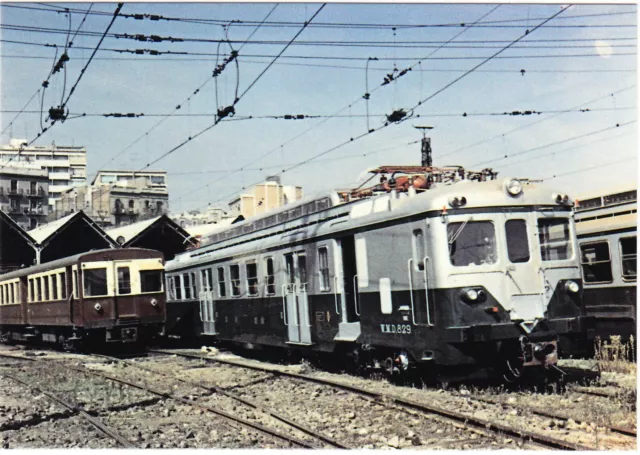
0, 345, 636, 450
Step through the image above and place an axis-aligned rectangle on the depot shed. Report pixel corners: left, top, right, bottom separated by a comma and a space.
106, 215, 196, 261
28, 211, 117, 264
0, 210, 37, 273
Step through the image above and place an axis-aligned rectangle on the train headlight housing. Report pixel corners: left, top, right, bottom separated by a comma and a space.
94, 303, 102, 312
554, 193, 570, 205
448, 196, 467, 207
565, 280, 580, 293
461, 288, 486, 303
150, 298, 159, 307
505, 178, 523, 196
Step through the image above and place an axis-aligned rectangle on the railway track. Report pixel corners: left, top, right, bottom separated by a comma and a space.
0, 351, 320, 448
467, 393, 637, 438
150, 349, 608, 451
0, 353, 135, 448
90, 353, 350, 449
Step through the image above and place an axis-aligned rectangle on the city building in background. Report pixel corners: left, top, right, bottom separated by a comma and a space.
0, 164, 49, 230
228, 176, 303, 220
0, 138, 87, 210
172, 205, 232, 228
54, 170, 169, 227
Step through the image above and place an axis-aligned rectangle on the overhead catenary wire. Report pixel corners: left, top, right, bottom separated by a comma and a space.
89, 4, 279, 180
179, 5, 574, 210
0, 3, 124, 171
470, 120, 637, 168
137, 3, 327, 173
176, 5, 507, 205
1, 3, 634, 28
5, 106, 634, 119
541, 155, 637, 181
437, 84, 637, 161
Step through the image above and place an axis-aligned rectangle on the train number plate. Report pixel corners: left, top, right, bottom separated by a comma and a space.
380, 324, 412, 334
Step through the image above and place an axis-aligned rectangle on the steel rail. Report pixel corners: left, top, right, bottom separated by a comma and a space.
0, 350, 314, 448
469, 394, 637, 438
0, 371, 136, 448
61, 362, 316, 448
91, 353, 350, 449
150, 349, 594, 451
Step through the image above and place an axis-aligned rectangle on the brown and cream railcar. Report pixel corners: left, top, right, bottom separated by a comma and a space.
0, 248, 165, 349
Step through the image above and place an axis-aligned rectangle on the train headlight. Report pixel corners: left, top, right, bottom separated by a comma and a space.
565, 280, 580, 293
461, 288, 487, 303
465, 289, 478, 301
150, 298, 159, 307
505, 178, 523, 196
94, 303, 102, 312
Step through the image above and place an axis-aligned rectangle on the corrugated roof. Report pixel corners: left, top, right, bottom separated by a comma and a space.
106, 216, 161, 244
27, 212, 77, 243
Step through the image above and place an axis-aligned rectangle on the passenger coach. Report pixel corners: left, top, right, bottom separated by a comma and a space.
165, 167, 593, 379
575, 187, 637, 343
0, 248, 165, 349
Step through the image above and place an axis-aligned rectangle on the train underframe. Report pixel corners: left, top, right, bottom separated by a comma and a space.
0, 322, 164, 351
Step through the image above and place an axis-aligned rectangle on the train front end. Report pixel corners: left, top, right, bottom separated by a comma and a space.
76, 249, 166, 346
407, 178, 593, 379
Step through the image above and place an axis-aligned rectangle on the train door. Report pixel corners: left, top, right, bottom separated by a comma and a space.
114, 261, 136, 318
410, 227, 434, 325
503, 215, 545, 327
199, 268, 217, 335
340, 236, 360, 322
283, 252, 312, 345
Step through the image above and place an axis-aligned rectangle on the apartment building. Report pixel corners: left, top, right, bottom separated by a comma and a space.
0, 165, 49, 230
0, 138, 87, 210
54, 170, 169, 227
228, 176, 303, 219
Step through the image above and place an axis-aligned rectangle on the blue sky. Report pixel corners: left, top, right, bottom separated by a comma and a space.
1, 2, 637, 212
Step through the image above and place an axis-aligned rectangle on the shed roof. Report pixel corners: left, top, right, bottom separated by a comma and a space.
27, 212, 77, 244
107, 216, 161, 245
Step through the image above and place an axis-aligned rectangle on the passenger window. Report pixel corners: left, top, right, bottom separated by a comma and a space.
29, 279, 33, 302
246, 262, 258, 296
448, 221, 497, 266
36, 277, 42, 301
580, 242, 613, 283
51, 275, 58, 300
620, 237, 637, 281
59, 273, 67, 299
298, 254, 308, 291
412, 229, 426, 271
43, 276, 49, 301
117, 267, 132, 294
538, 218, 572, 261
217, 267, 226, 298
318, 247, 331, 291
84, 268, 108, 297
265, 258, 275, 295
0, 285, 4, 305
183, 273, 192, 300
10, 283, 15, 304
73, 270, 79, 298
506, 220, 530, 263
140, 270, 162, 293
230, 265, 241, 296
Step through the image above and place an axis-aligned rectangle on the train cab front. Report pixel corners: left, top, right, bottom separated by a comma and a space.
422, 179, 593, 376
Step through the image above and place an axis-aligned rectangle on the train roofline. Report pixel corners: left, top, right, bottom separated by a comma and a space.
0, 247, 164, 280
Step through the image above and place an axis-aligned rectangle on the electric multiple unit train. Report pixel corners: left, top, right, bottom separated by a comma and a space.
0, 248, 166, 349
164, 167, 593, 378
